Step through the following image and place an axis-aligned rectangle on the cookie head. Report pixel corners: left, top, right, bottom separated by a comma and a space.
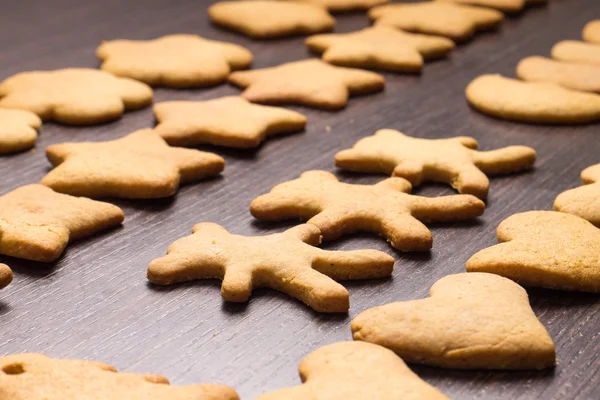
0, 108, 41, 155
554, 164, 600, 226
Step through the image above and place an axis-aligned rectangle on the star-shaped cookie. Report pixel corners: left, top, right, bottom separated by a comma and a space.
295, 0, 389, 13
0, 109, 41, 155
154, 96, 307, 148
305, 27, 455, 73
351, 273, 556, 369
467, 211, 600, 292
369, 1, 504, 42
250, 171, 485, 251
228, 59, 385, 110
0, 68, 153, 125
97, 34, 253, 88
0, 353, 239, 400
148, 223, 394, 313
335, 129, 536, 199
466, 74, 600, 124
256, 342, 449, 400
209, 0, 335, 39
0, 185, 124, 262
0, 264, 13, 289
554, 164, 600, 225
41, 129, 225, 199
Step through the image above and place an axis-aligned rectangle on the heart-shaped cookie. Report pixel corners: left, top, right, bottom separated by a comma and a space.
351, 272, 555, 369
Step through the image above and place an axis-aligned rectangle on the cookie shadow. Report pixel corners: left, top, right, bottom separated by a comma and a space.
0, 256, 59, 278
411, 364, 556, 385
0, 301, 11, 316
113, 195, 177, 212
528, 288, 600, 310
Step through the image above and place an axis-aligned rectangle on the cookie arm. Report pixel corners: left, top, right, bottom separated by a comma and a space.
0, 222, 70, 262
472, 146, 536, 176
409, 194, 485, 222
312, 249, 394, 280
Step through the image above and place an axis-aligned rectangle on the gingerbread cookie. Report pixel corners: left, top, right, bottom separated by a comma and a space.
41, 129, 224, 199
467, 211, 600, 292
97, 34, 252, 88
295, 0, 389, 13
554, 164, 600, 226
466, 74, 600, 124
352, 273, 556, 370
250, 171, 484, 251
148, 223, 393, 313
0, 264, 13, 289
228, 59, 384, 110
0, 109, 41, 155
0, 68, 152, 125
335, 129, 535, 199
517, 56, 600, 93
369, 2, 503, 42
0, 353, 238, 400
305, 27, 455, 72
256, 342, 448, 400
552, 40, 600, 66
154, 96, 306, 148
208, 1, 335, 39
0, 185, 123, 262
583, 20, 600, 44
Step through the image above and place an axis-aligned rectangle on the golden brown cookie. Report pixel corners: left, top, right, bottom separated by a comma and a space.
335, 129, 535, 199
369, 1, 503, 42
466, 74, 600, 124
0, 264, 13, 289
294, 0, 389, 13
552, 40, 600, 66
148, 223, 394, 313
0, 109, 41, 155
583, 20, 600, 44
154, 96, 306, 148
250, 171, 485, 251
305, 27, 455, 72
0, 185, 124, 262
0, 68, 152, 125
256, 342, 449, 400
97, 34, 252, 88
467, 211, 600, 292
41, 129, 224, 199
517, 56, 600, 93
228, 59, 384, 110
0, 353, 239, 400
352, 273, 556, 370
209, 0, 335, 39
554, 164, 600, 226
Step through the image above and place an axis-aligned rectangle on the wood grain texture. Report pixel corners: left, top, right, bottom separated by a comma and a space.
0, 0, 599, 399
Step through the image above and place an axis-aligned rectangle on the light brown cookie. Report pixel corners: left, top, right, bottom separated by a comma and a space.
0, 109, 41, 155
554, 164, 600, 226
552, 40, 600, 66
335, 129, 535, 199
0, 185, 124, 262
0, 264, 13, 289
294, 0, 389, 13
517, 56, 600, 93
369, 2, 503, 42
467, 211, 600, 292
208, 1, 335, 39
583, 20, 600, 44
0, 68, 152, 125
305, 27, 455, 73
466, 74, 600, 124
97, 34, 252, 88
154, 96, 306, 148
352, 273, 556, 370
437, 0, 526, 13
256, 341, 449, 400
41, 129, 224, 199
250, 171, 484, 251
0, 353, 239, 400
228, 59, 384, 110
148, 223, 394, 313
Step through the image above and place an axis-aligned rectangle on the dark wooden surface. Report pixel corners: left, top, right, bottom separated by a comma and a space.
1, 0, 599, 398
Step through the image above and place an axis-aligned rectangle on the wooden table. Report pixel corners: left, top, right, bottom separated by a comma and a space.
1, 0, 599, 398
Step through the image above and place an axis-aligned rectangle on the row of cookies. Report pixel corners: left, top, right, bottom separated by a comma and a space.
467, 19, 600, 124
